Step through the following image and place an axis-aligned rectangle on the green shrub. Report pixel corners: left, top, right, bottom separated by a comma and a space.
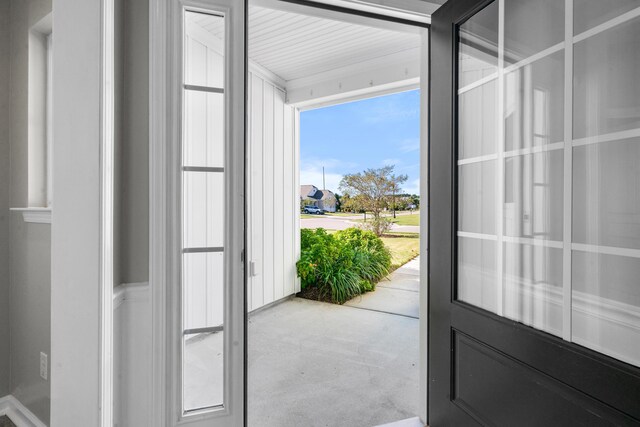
296, 227, 391, 303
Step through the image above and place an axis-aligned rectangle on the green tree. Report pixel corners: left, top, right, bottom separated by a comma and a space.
339, 165, 408, 236
334, 193, 342, 211
409, 194, 420, 209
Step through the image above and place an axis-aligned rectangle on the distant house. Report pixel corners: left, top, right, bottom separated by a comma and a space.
300, 185, 337, 212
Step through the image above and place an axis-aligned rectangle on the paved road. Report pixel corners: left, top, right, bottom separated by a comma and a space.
300, 214, 420, 233
301, 215, 358, 230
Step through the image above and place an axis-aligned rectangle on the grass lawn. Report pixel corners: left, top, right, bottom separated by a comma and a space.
390, 214, 419, 226
380, 233, 419, 270
325, 212, 362, 217
354, 214, 420, 227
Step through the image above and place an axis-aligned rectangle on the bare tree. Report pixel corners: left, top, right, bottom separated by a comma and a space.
339, 165, 408, 236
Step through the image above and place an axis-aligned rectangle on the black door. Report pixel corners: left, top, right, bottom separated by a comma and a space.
429, 0, 640, 425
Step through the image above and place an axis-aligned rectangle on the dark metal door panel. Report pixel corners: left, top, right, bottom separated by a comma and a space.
428, 0, 640, 425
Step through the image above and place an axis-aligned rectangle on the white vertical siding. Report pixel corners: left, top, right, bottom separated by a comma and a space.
283, 98, 295, 297
273, 89, 285, 300
248, 69, 299, 311
250, 73, 264, 309
184, 21, 298, 315
294, 109, 301, 294
262, 82, 275, 305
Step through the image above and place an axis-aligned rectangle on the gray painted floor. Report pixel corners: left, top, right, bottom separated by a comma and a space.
185, 257, 421, 426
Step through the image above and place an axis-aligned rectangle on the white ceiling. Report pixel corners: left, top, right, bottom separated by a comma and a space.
248, 5, 421, 82
190, 4, 423, 83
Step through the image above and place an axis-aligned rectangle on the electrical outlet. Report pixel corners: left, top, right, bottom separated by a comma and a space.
40, 352, 48, 380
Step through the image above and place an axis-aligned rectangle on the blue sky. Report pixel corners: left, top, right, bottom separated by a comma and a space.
300, 89, 421, 196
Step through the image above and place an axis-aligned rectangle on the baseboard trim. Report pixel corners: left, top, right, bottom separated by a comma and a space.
0, 395, 47, 427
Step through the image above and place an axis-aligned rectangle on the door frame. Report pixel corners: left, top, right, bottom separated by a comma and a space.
149, 0, 432, 425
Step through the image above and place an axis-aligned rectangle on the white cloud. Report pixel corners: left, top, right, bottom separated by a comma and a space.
398, 138, 420, 153
299, 157, 350, 193
300, 167, 343, 193
402, 178, 421, 196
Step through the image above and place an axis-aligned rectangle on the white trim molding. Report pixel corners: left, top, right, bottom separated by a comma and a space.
100, 0, 116, 425
0, 395, 47, 427
149, 0, 169, 423
9, 207, 52, 224
418, 27, 429, 426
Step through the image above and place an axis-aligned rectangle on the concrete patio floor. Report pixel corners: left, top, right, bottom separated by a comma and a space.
248, 298, 419, 427
184, 257, 421, 426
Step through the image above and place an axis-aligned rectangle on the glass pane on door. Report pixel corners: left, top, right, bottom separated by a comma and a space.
458, 0, 498, 88
456, 2, 499, 314
571, 6, 640, 367
182, 9, 226, 412
456, 0, 565, 337
456, 0, 640, 366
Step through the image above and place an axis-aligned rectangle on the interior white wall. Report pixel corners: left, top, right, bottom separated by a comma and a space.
109, 0, 154, 423
51, 0, 105, 423
4, 0, 53, 424
248, 69, 300, 312
0, 0, 11, 399
113, 284, 151, 427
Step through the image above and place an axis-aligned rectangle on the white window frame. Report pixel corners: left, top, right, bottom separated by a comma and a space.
151, 0, 246, 425
11, 14, 54, 224
46, 32, 53, 208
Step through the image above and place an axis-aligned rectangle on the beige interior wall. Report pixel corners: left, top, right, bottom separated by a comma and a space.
7, 0, 53, 423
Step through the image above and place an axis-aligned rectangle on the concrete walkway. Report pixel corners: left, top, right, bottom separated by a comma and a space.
344, 257, 420, 318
